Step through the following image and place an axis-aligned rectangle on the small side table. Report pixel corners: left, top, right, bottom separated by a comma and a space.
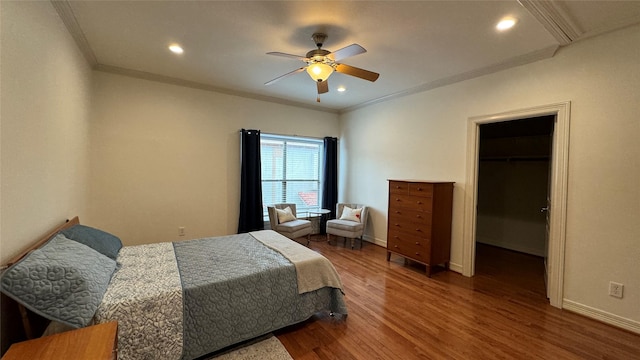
2, 321, 118, 360
308, 209, 331, 235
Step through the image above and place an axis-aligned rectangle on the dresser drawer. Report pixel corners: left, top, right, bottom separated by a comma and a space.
408, 182, 434, 197
389, 194, 433, 212
388, 218, 432, 237
387, 234, 431, 263
388, 230, 430, 248
389, 181, 409, 194
388, 208, 432, 226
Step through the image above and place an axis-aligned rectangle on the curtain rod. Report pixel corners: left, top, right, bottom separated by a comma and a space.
239, 130, 338, 141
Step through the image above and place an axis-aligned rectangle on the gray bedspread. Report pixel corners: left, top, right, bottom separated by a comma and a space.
177, 233, 317, 359
96, 231, 347, 360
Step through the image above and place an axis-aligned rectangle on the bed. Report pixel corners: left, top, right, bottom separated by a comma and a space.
0, 217, 347, 360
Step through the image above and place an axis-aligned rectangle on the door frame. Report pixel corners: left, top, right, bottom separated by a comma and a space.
461, 102, 570, 308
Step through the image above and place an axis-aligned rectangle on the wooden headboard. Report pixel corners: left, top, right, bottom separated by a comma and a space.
4, 216, 80, 268
1, 216, 80, 354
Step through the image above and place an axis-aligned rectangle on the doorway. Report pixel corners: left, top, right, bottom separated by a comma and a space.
462, 102, 570, 308
475, 116, 554, 297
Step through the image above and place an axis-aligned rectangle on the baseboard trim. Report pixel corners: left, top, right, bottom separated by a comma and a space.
363, 235, 387, 248
562, 299, 640, 335
448, 262, 463, 274
362, 236, 464, 274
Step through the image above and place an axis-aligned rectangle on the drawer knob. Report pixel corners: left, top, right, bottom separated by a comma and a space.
396, 211, 400, 214
394, 236, 399, 239
415, 252, 420, 256
416, 228, 420, 232
396, 186, 400, 189
395, 223, 400, 227
417, 201, 423, 204
394, 245, 399, 248
415, 242, 420, 245
396, 198, 400, 201
417, 187, 422, 191
416, 215, 421, 218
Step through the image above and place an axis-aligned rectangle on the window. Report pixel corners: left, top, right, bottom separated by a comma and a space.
261, 134, 323, 219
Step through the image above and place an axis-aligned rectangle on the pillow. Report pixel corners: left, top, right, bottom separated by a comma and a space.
340, 206, 363, 223
0, 234, 117, 328
276, 206, 296, 223
61, 224, 122, 260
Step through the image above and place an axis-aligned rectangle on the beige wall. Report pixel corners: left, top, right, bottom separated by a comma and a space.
2, 0, 637, 332
0, 1, 92, 264
340, 24, 640, 325
88, 72, 339, 246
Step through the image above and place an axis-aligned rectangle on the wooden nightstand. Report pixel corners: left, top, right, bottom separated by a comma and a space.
2, 321, 117, 360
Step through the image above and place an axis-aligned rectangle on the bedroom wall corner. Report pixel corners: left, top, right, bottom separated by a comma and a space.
0, 0, 93, 354
0, 1, 93, 265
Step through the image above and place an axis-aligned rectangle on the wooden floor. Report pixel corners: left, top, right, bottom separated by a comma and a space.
276, 237, 640, 360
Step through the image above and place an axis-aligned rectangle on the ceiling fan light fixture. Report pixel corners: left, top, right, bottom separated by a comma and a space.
306, 62, 334, 82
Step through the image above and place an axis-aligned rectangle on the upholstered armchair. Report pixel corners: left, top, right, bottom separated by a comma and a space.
267, 203, 312, 245
326, 203, 368, 249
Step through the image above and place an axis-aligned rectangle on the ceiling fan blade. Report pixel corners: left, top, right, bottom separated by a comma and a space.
264, 67, 305, 86
317, 80, 329, 94
266, 52, 308, 61
327, 44, 366, 62
335, 63, 379, 82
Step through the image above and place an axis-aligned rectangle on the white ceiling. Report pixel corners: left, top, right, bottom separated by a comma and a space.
58, 0, 640, 113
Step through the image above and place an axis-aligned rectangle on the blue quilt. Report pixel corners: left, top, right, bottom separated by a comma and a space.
94, 233, 347, 360
174, 233, 346, 360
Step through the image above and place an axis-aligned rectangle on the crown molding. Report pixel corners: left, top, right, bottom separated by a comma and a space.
575, 15, 640, 42
95, 64, 339, 114
518, 0, 581, 45
340, 45, 559, 114
50, 0, 98, 67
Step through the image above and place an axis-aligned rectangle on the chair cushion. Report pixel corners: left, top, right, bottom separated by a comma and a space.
275, 219, 311, 233
339, 206, 362, 222
327, 219, 364, 232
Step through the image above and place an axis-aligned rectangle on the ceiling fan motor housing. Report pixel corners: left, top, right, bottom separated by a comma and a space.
305, 48, 336, 77
312, 33, 327, 48
305, 48, 331, 60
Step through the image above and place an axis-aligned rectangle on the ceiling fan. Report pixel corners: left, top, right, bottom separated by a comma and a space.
265, 33, 379, 102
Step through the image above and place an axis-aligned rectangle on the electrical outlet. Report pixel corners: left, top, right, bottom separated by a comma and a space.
609, 282, 624, 298
178, 227, 185, 237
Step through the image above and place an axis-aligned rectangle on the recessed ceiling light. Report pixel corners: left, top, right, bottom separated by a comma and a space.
169, 44, 184, 54
337, 86, 346, 92
496, 18, 517, 31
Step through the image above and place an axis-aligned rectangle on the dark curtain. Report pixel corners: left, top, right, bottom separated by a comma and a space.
237, 129, 264, 233
321, 137, 338, 219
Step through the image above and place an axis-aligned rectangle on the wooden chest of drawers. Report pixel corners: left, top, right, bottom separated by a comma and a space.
386, 180, 454, 276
